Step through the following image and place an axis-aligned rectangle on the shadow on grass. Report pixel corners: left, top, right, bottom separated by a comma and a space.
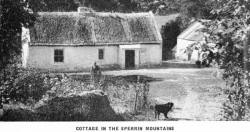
115, 75, 164, 83
70, 74, 164, 83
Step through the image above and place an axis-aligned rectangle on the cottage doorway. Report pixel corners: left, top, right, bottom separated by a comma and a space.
125, 50, 135, 69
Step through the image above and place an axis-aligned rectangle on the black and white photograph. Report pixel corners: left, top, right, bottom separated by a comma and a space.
0, 0, 250, 131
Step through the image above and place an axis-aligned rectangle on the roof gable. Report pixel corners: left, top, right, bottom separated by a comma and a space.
177, 21, 205, 41
28, 12, 162, 45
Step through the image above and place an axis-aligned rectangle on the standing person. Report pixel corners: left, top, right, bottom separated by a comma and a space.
91, 62, 102, 83
95, 63, 102, 82
186, 46, 193, 61
91, 62, 96, 82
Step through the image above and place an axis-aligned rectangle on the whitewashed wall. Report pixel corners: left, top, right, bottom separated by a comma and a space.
119, 44, 162, 69
26, 46, 119, 71
140, 44, 162, 66
24, 43, 161, 71
175, 39, 199, 61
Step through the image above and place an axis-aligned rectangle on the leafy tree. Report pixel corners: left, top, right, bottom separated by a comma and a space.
117, 0, 140, 12
26, 0, 78, 12
76, 0, 140, 12
0, 0, 36, 70
161, 20, 181, 60
76, 0, 118, 12
136, 0, 214, 16
137, 0, 180, 15
0, 0, 37, 111
202, 0, 250, 120
179, 0, 214, 19
23, 0, 216, 15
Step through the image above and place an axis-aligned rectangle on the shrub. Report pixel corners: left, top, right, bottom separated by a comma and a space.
90, 75, 151, 114
0, 92, 124, 121
1, 63, 151, 120
70, 74, 151, 114
0, 64, 51, 104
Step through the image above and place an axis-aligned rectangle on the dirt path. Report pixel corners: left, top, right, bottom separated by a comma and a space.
167, 76, 201, 120
172, 80, 198, 120
150, 74, 201, 120
149, 69, 226, 121
103, 68, 227, 121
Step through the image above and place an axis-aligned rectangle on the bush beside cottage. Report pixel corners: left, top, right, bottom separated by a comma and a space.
0, 66, 150, 121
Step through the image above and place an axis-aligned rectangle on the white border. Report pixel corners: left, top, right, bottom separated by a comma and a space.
1, 121, 250, 132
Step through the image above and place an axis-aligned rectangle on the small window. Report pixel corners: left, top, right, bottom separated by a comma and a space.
98, 49, 104, 60
54, 49, 64, 63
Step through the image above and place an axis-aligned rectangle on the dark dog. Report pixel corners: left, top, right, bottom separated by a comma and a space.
155, 102, 174, 119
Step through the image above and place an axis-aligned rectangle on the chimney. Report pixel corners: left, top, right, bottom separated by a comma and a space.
77, 7, 93, 13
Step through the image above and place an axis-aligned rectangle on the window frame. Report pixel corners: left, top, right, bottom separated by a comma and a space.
98, 49, 104, 60
54, 49, 64, 63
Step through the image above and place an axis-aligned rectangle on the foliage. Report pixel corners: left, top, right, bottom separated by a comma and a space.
137, 0, 214, 16
76, 0, 141, 12
29, 0, 140, 12
99, 75, 150, 113
70, 74, 151, 114
161, 20, 181, 60
0, 0, 36, 70
0, 91, 124, 121
24, 0, 78, 12
24, 0, 215, 16
76, 0, 118, 12
179, 0, 214, 19
0, 108, 38, 121
0, 0, 36, 109
0, 61, 150, 118
201, 0, 250, 120
138, 0, 180, 15
0, 64, 51, 104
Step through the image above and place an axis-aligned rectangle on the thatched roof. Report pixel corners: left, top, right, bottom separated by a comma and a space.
29, 12, 162, 45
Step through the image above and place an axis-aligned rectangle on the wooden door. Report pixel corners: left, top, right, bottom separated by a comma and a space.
125, 50, 135, 69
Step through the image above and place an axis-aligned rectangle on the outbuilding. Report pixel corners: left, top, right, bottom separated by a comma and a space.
175, 21, 204, 62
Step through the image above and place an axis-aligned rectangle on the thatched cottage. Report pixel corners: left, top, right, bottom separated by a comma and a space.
22, 10, 162, 71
